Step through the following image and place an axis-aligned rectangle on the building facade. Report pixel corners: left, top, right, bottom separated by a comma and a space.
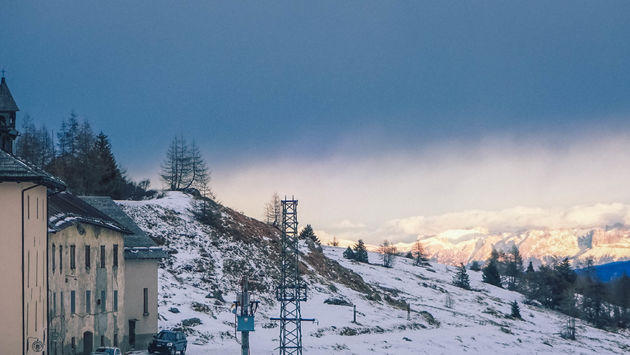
47, 193, 131, 355
81, 197, 166, 350
0, 75, 65, 355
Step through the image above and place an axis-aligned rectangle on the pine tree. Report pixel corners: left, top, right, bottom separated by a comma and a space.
506, 245, 524, 290
526, 261, 535, 273
405, 251, 413, 259
91, 132, 127, 199
343, 246, 355, 260
470, 261, 481, 271
511, 300, 521, 319
299, 224, 320, 244
482, 260, 502, 288
353, 239, 369, 263
453, 263, 471, 290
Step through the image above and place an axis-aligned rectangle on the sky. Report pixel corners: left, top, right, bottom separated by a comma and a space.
2, 1, 630, 244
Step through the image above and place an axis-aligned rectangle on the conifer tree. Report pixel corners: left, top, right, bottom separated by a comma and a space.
526, 261, 535, 273
353, 239, 369, 263
482, 259, 502, 288
299, 224, 320, 244
343, 246, 355, 260
511, 300, 521, 319
453, 263, 471, 290
506, 245, 524, 290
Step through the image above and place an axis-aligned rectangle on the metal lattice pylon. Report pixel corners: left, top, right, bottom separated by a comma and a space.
274, 199, 308, 355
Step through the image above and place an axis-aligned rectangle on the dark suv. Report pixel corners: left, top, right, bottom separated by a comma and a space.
148, 330, 187, 355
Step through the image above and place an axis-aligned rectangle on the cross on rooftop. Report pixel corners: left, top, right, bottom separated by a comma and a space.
1, 69, 5, 78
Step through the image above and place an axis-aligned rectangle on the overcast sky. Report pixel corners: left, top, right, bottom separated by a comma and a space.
2, 1, 630, 243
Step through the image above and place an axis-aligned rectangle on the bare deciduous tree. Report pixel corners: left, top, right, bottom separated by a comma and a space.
378, 240, 398, 268
264, 192, 281, 226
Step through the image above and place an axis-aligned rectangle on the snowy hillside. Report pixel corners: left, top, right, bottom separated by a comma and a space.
119, 192, 630, 354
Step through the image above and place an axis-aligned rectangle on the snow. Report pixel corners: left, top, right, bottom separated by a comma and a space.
119, 192, 630, 354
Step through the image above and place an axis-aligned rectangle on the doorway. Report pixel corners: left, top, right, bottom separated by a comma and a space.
83, 331, 93, 355
129, 320, 136, 348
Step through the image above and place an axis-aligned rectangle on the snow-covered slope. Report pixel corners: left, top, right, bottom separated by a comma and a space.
119, 192, 630, 354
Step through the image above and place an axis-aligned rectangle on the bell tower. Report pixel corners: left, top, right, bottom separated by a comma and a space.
0, 72, 20, 154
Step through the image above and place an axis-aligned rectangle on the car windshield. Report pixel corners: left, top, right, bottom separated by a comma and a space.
158, 332, 177, 341
95, 349, 114, 355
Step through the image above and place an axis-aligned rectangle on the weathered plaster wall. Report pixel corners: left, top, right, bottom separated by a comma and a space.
0, 182, 48, 355
48, 224, 125, 355
124, 258, 159, 350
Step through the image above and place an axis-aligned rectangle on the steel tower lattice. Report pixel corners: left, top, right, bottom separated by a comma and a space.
273, 199, 310, 355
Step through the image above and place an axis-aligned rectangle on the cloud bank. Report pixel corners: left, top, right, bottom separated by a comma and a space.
212, 130, 630, 244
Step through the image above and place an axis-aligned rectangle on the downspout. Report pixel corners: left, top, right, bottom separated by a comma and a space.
22, 183, 41, 355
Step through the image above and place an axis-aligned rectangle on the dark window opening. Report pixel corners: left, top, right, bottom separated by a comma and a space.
100, 245, 106, 268
70, 245, 76, 270
70, 291, 76, 314
113, 244, 118, 267
52, 244, 56, 272
59, 246, 63, 273
143, 288, 149, 315
85, 245, 91, 269
101, 290, 106, 312
86, 290, 91, 313
113, 290, 118, 312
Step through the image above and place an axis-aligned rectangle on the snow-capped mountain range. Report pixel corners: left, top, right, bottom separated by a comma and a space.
117, 192, 629, 354
398, 225, 630, 267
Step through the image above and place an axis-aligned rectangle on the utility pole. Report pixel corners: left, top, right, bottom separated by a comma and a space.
233, 276, 258, 355
241, 277, 250, 355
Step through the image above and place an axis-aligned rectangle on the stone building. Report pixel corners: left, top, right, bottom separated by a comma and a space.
81, 197, 166, 350
0, 74, 66, 355
47, 193, 130, 355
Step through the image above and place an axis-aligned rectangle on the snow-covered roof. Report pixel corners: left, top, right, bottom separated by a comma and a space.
80, 196, 167, 259
48, 192, 129, 234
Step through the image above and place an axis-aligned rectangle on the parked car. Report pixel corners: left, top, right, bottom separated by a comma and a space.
148, 329, 187, 355
91, 347, 122, 355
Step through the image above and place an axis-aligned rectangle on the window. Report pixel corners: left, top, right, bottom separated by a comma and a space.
100, 245, 106, 268
27, 195, 30, 219
101, 335, 105, 346
60, 291, 64, 315
52, 292, 57, 317
70, 245, 76, 270
71, 337, 76, 350
113, 334, 118, 347
113, 290, 118, 312
36, 197, 39, 219
113, 244, 118, 267
27, 251, 30, 288
85, 245, 91, 269
70, 291, 76, 314
101, 290, 106, 312
52, 244, 56, 272
86, 290, 91, 313
143, 288, 149, 315
59, 245, 63, 273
